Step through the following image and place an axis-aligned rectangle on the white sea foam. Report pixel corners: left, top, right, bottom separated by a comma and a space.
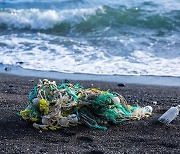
0, 7, 101, 29
0, 34, 180, 77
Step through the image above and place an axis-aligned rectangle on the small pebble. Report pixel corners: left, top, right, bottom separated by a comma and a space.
4, 67, 11, 71
29, 80, 34, 82
63, 79, 70, 83
16, 61, 24, 65
117, 83, 126, 87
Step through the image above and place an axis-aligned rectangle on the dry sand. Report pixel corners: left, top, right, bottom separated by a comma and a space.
0, 73, 180, 154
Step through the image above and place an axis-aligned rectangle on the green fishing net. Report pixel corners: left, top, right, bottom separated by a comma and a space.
19, 79, 152, 130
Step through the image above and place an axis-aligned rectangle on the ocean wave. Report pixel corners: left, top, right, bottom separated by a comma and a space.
0, 34, 180, 77
0, 7, 99, 30
0, 7, 179, 34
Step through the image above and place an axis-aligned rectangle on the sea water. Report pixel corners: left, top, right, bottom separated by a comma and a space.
0, 0, 180, 78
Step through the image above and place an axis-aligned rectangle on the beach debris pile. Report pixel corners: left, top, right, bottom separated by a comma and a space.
20, 79, 153, 130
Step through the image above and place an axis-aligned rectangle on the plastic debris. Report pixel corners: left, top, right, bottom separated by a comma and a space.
158, 105, 180, 125
153, 101, 157, 106
19, 79, 153, 130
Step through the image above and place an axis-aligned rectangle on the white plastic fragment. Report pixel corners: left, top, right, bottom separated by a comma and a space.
59, 117, 69, 127
131, 106, 153, 120
112, 96, 120, 104
153, 101, 157, 106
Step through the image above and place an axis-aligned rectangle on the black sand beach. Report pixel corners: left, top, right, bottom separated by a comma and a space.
0, 73, 180, 154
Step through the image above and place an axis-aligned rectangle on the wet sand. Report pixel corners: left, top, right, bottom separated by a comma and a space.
0, 73, 180, 153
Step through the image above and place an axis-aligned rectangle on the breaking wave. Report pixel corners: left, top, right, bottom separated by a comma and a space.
0, 7, 179, 34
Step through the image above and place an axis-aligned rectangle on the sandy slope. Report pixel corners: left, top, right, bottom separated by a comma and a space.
0, 73, 180, 154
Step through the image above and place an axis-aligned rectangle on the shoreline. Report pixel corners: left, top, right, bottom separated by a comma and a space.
1, 64, 180, 87
0, 73, 180, 153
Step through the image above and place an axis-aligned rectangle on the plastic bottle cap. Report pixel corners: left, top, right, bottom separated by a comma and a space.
144, 106, 153, 114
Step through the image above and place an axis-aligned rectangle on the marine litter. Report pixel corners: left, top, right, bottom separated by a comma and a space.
19, 79, 153, 130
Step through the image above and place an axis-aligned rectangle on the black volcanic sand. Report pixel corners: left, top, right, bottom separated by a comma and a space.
0, 73, 180, 154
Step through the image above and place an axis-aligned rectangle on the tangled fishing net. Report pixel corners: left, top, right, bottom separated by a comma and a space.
19, 79, 153, 130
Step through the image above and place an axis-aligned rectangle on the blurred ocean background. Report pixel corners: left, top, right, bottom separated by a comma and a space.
0, 0, 180, 77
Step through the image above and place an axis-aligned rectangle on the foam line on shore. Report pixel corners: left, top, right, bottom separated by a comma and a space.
0, 65, 180, 87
